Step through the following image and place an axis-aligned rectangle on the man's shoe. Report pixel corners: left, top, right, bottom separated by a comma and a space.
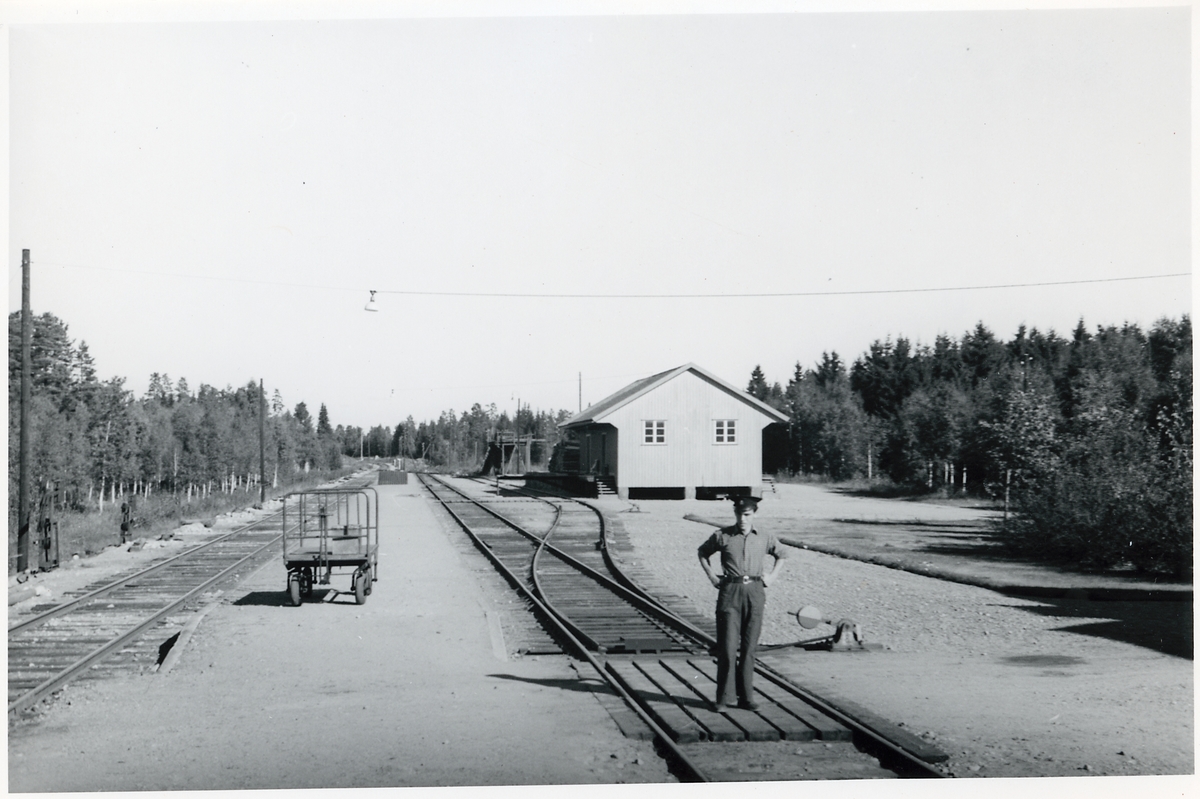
738, 700, 760, 711
712, 702, 728, 712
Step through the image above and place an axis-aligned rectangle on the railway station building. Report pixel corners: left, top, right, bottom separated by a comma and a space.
556, 363, 788, 500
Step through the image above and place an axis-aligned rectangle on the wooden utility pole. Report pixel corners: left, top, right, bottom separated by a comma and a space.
17, 250, 32, 572
259, 379, 267, 505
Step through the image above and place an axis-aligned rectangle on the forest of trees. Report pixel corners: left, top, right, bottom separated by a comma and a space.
7, 312, 348, 520
747, 316, 1192, 577
7, 312, 572, 522
9, 310, 1191, 577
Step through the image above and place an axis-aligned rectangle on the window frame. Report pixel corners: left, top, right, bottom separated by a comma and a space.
643, 419, 666, 445
713, 419, 738, 445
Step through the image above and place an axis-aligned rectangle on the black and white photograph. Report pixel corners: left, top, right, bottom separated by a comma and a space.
6, 1, 1192, 797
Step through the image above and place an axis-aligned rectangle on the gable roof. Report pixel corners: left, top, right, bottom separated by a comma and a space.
560, 363, 789, 429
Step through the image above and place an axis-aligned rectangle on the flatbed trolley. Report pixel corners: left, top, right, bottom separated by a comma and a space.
282, 487, 379, 606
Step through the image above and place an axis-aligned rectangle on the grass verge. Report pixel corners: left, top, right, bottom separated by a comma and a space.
10, 466, 362, 574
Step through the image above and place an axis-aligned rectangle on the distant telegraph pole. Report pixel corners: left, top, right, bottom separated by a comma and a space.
259, 379, 266, 505
17, 250, 32, 572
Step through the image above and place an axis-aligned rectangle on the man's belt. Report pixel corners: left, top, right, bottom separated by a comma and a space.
721, 574, 763, 585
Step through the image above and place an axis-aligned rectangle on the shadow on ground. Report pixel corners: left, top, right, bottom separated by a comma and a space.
487, 672, 719, 714
912, 525, 1035, 563
825, 518, 1189, 587
829, 518, 1012, 555
997, 596, 1193, 659
233, 589, 337, 607
486, 673, 607, 696
831, 487, 1001, 509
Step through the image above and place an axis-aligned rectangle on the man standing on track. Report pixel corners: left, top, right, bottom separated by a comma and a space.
697, 489, 787, 712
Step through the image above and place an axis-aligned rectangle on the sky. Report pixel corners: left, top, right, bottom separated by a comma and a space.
4, 1, 1192, 431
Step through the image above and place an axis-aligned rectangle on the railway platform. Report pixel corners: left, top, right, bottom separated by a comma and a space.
8, 479, 673, 791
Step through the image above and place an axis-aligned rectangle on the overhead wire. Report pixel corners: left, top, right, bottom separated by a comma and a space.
369, 272, 1190, 299
29, 259, 1190, 300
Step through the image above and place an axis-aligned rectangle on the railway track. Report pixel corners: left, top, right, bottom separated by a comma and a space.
421, 473, 948, 782
422, 474, 705, 656
8, 475, 372, 719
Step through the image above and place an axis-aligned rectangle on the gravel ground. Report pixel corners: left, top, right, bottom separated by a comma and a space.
599, 488, 1194, 783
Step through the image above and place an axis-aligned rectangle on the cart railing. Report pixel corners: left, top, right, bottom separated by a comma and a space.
282, 487, 379, 567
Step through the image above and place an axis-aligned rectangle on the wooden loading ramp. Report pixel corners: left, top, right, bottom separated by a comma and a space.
606, 657, 853, 744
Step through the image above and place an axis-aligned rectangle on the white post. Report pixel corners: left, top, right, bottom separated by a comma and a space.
1004, 468, 1011, 522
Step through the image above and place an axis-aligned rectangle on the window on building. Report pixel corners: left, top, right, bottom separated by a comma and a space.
714, 419, 737, 444
643, 420, 666, 444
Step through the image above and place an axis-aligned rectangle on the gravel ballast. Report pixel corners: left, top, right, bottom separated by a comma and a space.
598, 484, 1193, 780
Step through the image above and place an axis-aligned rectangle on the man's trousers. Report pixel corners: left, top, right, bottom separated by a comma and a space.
714, 581, 765, 706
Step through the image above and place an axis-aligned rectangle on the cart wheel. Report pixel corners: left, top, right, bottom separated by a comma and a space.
288, 573, 302, 607
299, 568, 313, 598
354, 572, 367, 605
364, 566, 374, 596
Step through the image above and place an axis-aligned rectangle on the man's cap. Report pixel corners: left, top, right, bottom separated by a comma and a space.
730, 488, 763, 508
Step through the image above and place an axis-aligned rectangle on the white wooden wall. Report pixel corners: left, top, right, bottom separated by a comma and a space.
606, 370, 772, 490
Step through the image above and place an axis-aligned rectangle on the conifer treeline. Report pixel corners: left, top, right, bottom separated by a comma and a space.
748, 317, 1191, 576
6, 312, 571, 517
7, 312, 346, 515
376, 405, 573, 471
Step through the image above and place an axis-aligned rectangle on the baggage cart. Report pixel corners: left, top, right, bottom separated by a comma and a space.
282, 487, 379, 606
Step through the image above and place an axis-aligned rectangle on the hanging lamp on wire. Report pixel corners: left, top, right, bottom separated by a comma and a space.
364, 290, 379, 312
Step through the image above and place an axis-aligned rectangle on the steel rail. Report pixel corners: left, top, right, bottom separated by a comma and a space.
525, 488, 607, 651
418, 473, 710, 782
528, 503, 697, 653
427, 477, 611, 651
8, 532, 282, 717
529, 511, 609, 653
427, 476, 706, 649
9, 513, 284, 634
471, 482, 716, 644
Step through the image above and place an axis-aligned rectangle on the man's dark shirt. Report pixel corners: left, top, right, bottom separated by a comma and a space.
697, 526, 787, 578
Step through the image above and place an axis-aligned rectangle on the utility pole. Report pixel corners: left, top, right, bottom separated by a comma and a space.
578, 372, 582, 413
259, 379, 266, 505
17, 250, 32, 572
